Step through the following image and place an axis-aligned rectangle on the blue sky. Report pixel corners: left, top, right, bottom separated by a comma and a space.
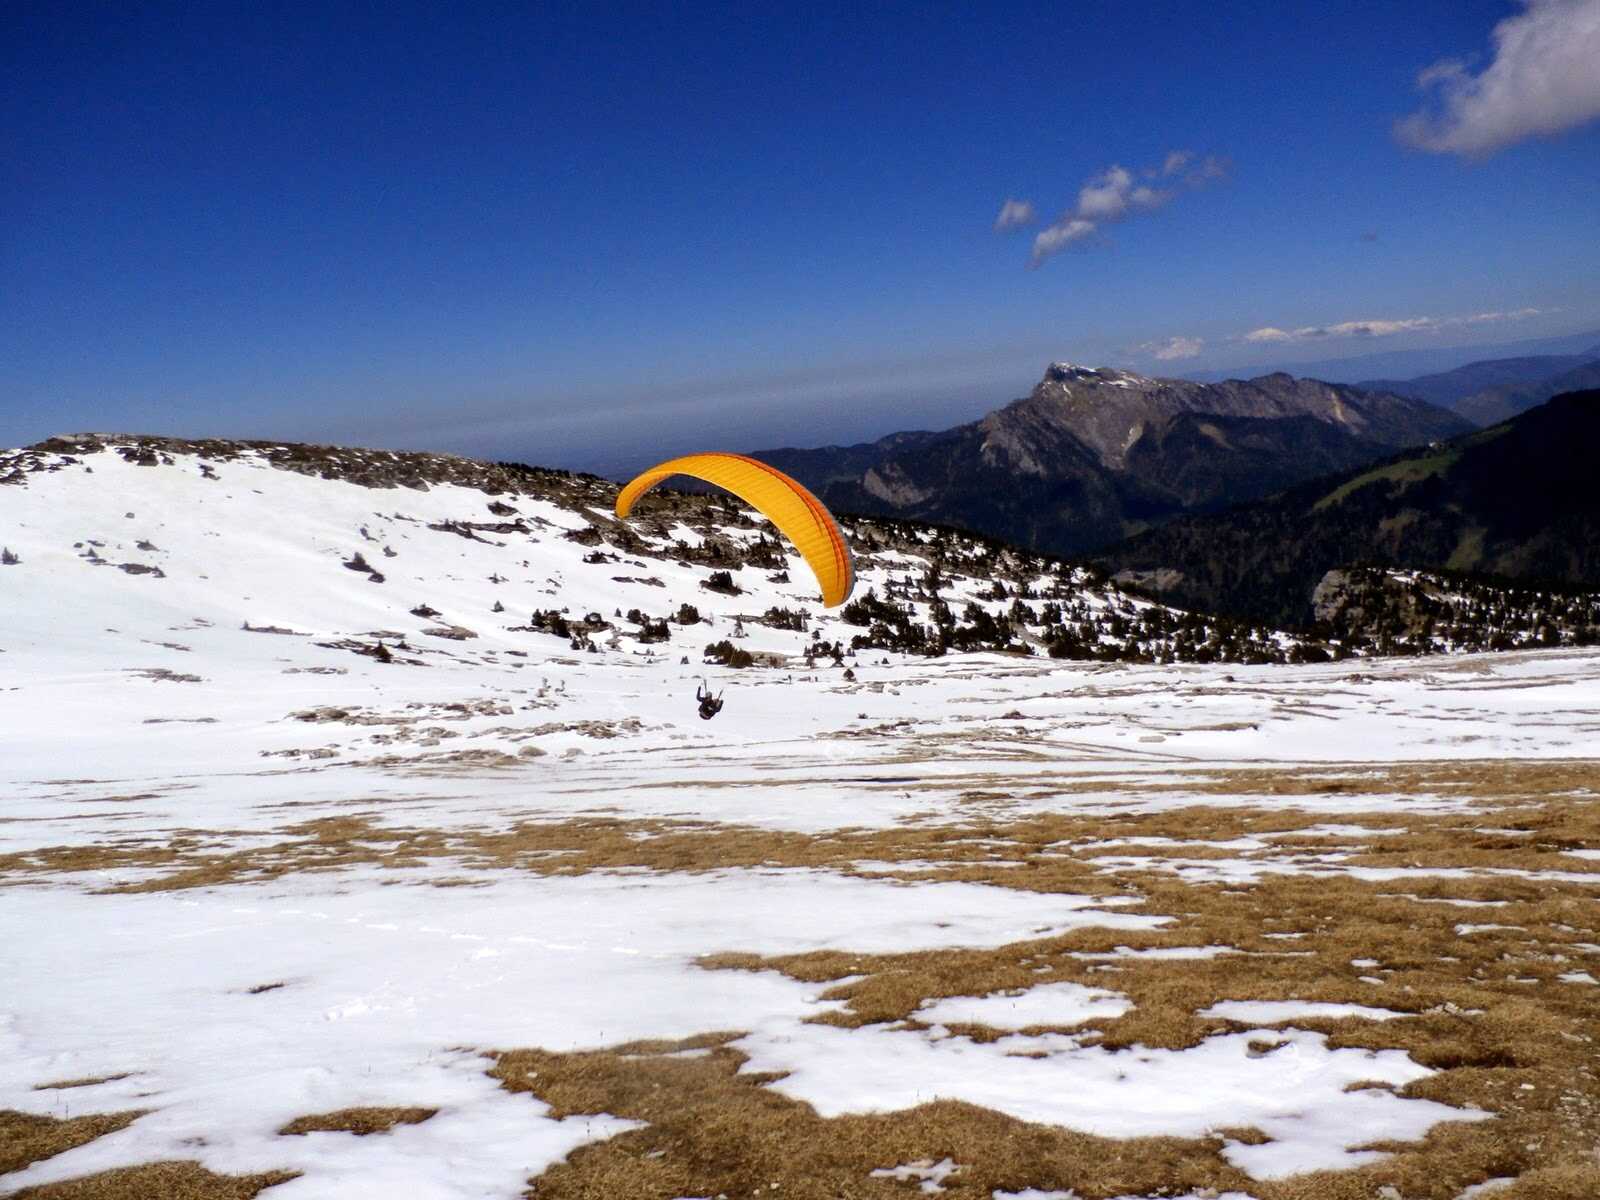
5, 1, 1599, 472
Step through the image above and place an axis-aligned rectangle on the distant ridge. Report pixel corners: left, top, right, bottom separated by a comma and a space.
1359, 350, 1600, 428
1096, 389, 1600, 628
757, 362, 1468, 557
1186, 327, 1600, 386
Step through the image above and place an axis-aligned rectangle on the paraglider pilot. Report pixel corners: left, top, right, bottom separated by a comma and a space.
696, 682, 724, 721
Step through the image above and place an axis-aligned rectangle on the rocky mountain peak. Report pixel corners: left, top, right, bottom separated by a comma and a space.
1042, 362, 1146, 389
753, 363, 1474, 560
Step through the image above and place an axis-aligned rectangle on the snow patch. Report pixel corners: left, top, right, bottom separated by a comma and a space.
870, 1157, 961, 1192
1201, 1001, 1410, 1024
917, 982, 1130, 1030
735, 1023, 1482, 1179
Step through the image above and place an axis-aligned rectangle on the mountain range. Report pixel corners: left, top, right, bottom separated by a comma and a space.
758, 363, 1470, 557
1357, 346, 1600, 426
1095, 388, 1600, 628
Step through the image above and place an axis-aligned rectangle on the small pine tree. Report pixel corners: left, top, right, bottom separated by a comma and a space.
1, 547, 18, 566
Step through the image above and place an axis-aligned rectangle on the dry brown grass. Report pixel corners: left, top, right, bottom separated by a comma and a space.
677, 870, 1600, 1196
4, 759, 1595, 895
0, 812, 1127, 894
277, 1106, 437, 1136
0, 1110, 296, 1199
0, 1110, 142, 1178
487, 1030, 1600, 1199
4, 759, 1597, 1197
491, 1036, 1254, 1199
29, 1078, 130, 1093
5, 1162, 298, 1200
1172, 759, 1600, 803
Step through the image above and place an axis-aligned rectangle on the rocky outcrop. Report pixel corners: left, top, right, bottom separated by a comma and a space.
13, 433, 610, 502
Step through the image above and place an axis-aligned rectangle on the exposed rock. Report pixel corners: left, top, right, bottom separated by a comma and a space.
861, 462, 935, 506
421, 625, 478, 641
127, 668, 203, 683
1114, 567, 1186, 594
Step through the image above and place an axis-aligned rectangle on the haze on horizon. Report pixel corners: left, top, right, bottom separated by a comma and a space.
5, 1, 1600, 475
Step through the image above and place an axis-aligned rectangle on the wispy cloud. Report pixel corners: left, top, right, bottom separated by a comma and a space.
1030, 218, 1097, 259
1019, 151, 1228, 268
1139, 335, 1205, 360
1396, 0, 1600, 156
992, 198, 1038, 232
1243, 318, 1436, 343
1241, 308, 1545, 344
1158, 150, 1193, 176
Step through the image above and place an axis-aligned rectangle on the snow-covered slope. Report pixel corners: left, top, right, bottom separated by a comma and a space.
3, 435, 1599, 1200
1, 433, 1306, 676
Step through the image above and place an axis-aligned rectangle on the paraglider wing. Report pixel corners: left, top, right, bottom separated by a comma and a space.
615, 452, 855, 607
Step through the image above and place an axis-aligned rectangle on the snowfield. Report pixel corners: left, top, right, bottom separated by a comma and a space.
2, 437, 1598, 1200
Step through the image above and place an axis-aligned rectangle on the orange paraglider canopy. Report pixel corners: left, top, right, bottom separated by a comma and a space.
615, 452, 855, 607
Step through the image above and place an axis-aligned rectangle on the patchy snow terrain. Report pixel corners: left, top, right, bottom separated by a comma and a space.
2, 436, 1598, 1199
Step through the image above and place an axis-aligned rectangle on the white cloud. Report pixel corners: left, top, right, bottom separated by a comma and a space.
993, 198, 1038, 232
1396, 0, 1600, 156
1030, 219, 1096, 263
1461, 306, 1544, 323
1240, 308, 1546, 344
1025, 150, 1225, 267
1074, 169, 1174, 222
1321, 317, 1437, 338
1143, 335, 1204, 360
1076, 166, 1135, 219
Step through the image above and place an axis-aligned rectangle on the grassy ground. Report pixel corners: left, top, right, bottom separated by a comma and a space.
3, 760, 1597, 1199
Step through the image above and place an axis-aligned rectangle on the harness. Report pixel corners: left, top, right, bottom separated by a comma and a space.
696, 682, 725, 720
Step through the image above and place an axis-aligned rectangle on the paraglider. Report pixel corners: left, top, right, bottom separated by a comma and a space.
614, 452, 855, 608
695, 681, 724, 720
